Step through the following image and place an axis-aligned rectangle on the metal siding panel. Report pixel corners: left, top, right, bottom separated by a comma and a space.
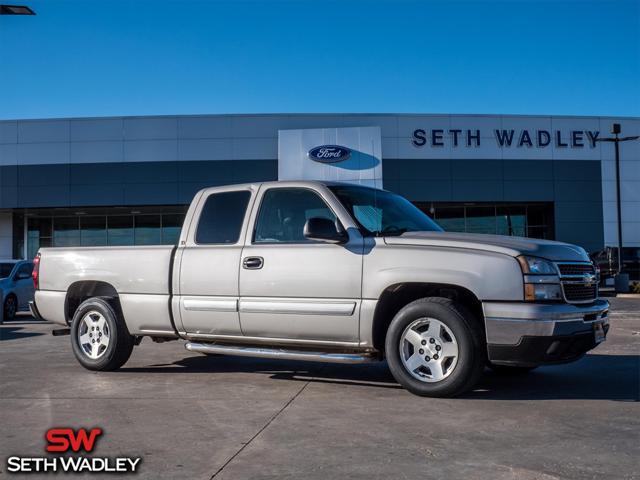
124, 140, 178, 162
452, 180, 504, 201
0, 186, 18, 208
503, 181, 555, 201
70, 141, 123, 164
389, 179, 453, 201
17, 142, 70, 165
123, 183, 179, 204
0, 121, 18, 144
451, 159, 503, 180
177, 116, 233, 139
19, 185, 70, 207
123, 117, 177, 140
70, 163, 124, 184
18, 164, 70, 186
0, 144, 17, 166
18, 120, 69, 143
504, 160, 554, 180
0, 165, 17, 186
123, 161, 178, 183
70, 118, 124, 141
69, 184, 125, 206
178, 138, 233, 161
177, 160, 235, 183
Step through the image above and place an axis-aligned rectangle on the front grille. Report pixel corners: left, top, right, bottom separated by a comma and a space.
562, 283, 598, 302
557, 262, 598, 303
557, 263, 595, 276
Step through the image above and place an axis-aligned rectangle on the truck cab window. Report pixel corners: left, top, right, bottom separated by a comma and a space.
254, 188, 336, 243
196, 191, 251, 244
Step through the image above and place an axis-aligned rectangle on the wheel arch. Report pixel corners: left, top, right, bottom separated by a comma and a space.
65, 281, 122, 324
371, 282, 485, 353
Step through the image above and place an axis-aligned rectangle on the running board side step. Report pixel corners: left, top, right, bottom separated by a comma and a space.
185, 342, 379, 364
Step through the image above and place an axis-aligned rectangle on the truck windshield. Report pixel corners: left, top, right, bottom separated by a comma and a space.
0, 263, 15, 279
328, 185, 443, 236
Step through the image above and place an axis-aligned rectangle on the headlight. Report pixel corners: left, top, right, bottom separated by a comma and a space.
517, 256, 558, 275
517, 256, 562, 302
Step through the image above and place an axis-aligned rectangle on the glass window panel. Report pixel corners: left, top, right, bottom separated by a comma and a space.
527, 205, 550, 226
135, 215, 161, 245
27, 217, 52, 238
27, 237, 51, 259
53, 217, 80, 247
527, 226, 550, 240
161, 214, 184, 245
435, 207, 465, 232
254, 188, 335, 243
496, 206, 526, 237
80, 216, 107, 246
196, 191, 252, 244
107, 216, 134, 246
465, 206, 496, 234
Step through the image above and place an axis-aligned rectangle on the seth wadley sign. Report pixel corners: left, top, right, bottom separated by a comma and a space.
411, 128, 600, 148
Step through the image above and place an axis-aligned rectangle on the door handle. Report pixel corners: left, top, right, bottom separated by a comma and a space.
243, 256, 264, 270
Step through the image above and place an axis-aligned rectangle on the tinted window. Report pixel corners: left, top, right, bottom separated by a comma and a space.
0, 263, 15, 279
196, 191, 251, 244
15, 263, 33, 278
254, 188, 336, 243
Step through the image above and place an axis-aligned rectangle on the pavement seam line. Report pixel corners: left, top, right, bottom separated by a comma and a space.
209, 372, 316, 479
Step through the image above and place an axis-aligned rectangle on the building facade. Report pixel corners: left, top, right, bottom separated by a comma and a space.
0, 113, 638, 260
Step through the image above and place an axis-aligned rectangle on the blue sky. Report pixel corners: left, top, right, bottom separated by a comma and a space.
0, 0, 638, 119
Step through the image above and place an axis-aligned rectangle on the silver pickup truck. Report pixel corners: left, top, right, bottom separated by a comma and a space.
31, 181, 609, 397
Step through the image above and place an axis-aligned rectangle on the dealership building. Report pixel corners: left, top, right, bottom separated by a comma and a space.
0, 113, 638, 260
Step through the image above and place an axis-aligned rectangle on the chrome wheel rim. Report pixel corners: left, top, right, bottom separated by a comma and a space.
399, 317, 459, 383
78, 311, 110, 359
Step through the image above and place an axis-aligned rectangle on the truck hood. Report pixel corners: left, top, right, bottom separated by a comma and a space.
383, 231, 590, 262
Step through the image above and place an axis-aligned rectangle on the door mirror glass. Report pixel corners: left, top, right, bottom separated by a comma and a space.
303, 217, 347, 244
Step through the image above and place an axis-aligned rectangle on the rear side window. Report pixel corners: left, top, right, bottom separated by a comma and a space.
196, 191, 251, 244
15, 263, 33, 278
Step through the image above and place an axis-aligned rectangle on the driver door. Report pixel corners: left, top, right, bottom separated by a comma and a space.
238, 186, 363, 344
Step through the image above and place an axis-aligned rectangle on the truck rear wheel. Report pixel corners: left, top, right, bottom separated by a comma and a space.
385, 297, 485, 397
70, 297, 134, 371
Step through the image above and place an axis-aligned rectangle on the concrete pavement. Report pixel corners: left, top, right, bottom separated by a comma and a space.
1, 298, 639, 479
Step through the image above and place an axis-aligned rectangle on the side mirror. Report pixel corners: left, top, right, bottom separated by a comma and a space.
303, 217, 348, 244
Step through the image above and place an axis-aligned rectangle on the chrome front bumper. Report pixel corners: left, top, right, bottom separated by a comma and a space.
483, 299, 609, 366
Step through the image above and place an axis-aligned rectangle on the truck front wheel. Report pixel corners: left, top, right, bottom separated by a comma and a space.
70, 297, 134, 371
385, 297, 485, 397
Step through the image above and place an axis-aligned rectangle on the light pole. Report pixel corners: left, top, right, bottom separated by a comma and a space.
596, 123, 640, 292
0, 4, 35, 15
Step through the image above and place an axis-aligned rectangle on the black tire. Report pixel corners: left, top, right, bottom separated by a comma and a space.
385, 297, 485, 397
70, 297, 135, 371
488, 363, 538, 375
3, 295, 17, 322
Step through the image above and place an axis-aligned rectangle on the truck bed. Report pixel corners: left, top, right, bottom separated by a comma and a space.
36, 245, 176, 334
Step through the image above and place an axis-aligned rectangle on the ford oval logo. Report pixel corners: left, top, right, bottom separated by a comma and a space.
308, 145, 351, 163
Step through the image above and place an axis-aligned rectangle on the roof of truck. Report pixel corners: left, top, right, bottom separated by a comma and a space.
197, 180, 386, 195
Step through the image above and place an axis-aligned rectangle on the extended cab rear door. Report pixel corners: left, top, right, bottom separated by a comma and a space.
175, 185, 256, 336
238, 184, 364, 344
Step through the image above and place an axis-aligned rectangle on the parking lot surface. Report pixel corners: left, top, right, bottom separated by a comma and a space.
1, 298, 639, 479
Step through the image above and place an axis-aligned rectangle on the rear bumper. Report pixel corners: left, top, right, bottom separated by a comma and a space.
28, 300, 44, 321
483, 299, 609, 367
